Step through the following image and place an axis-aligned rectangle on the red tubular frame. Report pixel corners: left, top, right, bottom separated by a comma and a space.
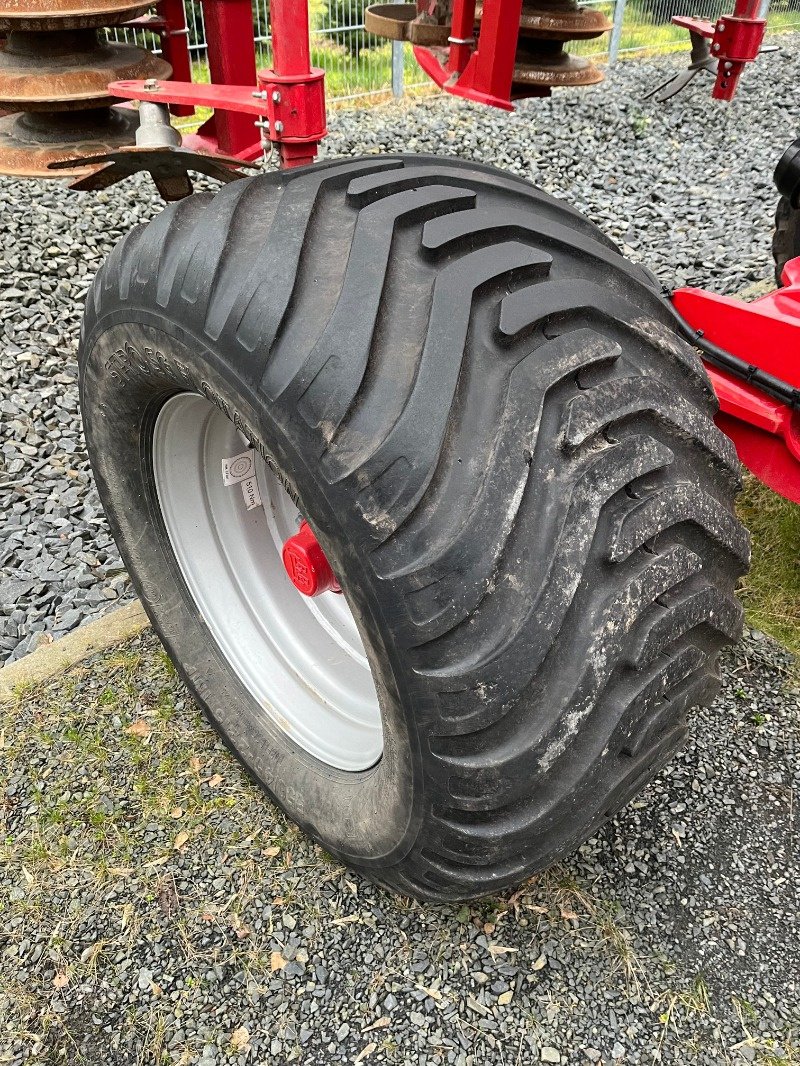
193, 0, 258, 156
156, 0, 193, 117
447, 0, 477, 74
112, 0, 326, 165
672, 0, 766, 100
258, 0, 326, 169
414, 0, 524, 110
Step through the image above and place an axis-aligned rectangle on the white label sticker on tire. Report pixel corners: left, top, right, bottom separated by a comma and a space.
240, 475, 262, 511
222, 449, 255, 486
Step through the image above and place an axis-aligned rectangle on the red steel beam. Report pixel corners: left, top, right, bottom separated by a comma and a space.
110, 80, 269, 115
465, 0, 522, 105
447, 0, 477, 74
198, 0, 259, 156
414, 0, 523, 110
271, 0, 312, 75
111, 0, 327, 167
261, 0, 326, 167
158, 0, 193, 117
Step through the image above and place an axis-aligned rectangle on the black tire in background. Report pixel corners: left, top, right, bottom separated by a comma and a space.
79, 155, 749, 901
773, 195, 800, 285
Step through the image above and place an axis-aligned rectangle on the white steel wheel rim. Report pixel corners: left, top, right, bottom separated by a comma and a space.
151, 392, 383, 771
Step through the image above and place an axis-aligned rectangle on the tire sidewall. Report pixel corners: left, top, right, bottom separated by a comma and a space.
80, 312, 427, 869
773, 196, 800, 285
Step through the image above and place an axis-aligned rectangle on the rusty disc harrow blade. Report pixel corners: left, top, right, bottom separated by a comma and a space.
49, 143, 258, 201
0, 103, 137, 176
0, 0, 150, 32
0, 31, 171, 109
364, 3, 451, 45
513, 44, 605, 89
519, 0, 611, 40
475, 0, 610, 41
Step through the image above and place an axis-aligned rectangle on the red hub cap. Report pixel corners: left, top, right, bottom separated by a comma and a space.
282, 520, 341, 597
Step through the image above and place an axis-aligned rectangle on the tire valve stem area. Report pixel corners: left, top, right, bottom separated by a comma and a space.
282, 520, 342, 597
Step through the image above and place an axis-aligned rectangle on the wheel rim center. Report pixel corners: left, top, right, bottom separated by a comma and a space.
151, 392, 383, 771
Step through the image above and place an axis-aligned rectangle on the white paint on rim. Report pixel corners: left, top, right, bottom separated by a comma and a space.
152, 392, 383, 771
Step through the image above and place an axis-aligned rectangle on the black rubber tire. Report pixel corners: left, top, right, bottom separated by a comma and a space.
79, 154, 749, 902
773, 195, 800, 286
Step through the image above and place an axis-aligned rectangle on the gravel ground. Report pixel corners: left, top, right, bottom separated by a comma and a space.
1, 627, 797, 1065
2, 42, 800, 660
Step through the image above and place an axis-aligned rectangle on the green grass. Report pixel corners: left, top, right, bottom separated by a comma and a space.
737, 475, 800, 659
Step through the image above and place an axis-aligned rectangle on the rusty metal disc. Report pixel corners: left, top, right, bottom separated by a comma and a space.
364, 4, 451, 46
0, 104, 138, 176
0, 30, 171, 109
0, 0, 151, 32
476, 0, 611, 41
49, 143, 258, 201
513, 41, 604, 88
518, 2, 611, 40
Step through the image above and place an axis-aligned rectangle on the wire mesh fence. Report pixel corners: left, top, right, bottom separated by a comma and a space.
107, 0, 800, 105
107, 1, 430, 103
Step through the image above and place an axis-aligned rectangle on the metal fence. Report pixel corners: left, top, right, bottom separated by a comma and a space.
108, 1, 428, 103
109, 0, 800, 105
607, 0, 800, 60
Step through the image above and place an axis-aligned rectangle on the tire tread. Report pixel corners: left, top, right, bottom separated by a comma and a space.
84, 155, 748, 901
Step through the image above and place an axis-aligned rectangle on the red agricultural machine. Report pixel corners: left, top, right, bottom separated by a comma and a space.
2, 0, 798, 900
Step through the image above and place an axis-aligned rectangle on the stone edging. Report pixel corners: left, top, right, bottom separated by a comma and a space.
0, 601, 150, 704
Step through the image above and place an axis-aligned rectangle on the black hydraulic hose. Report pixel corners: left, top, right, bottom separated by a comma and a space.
665, 301, 800, 412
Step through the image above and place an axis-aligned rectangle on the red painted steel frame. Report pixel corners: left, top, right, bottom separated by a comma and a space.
414, 0, 522, 110
192, 0, 258, 157
157, 0, 193, 117
111, 0, 326, 166
258, 0, 327, 168
447, 0, 477, 75
673, 261, 800, 504
672, 0, 766, 100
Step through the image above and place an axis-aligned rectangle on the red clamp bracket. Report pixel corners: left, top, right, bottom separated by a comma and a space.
709, 14, 766, 98
672, 12, 765, 100
257, 67, 327, 168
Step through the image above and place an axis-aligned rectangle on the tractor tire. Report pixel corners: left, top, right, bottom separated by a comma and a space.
773, 195, 800, 285
79, 155, 749, 902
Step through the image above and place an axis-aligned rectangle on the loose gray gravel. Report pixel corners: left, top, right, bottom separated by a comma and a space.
1, 42, 799, 660
1, 627, 797, 1064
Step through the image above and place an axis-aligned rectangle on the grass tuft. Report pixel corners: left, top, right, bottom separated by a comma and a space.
736, 474, 800, 660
